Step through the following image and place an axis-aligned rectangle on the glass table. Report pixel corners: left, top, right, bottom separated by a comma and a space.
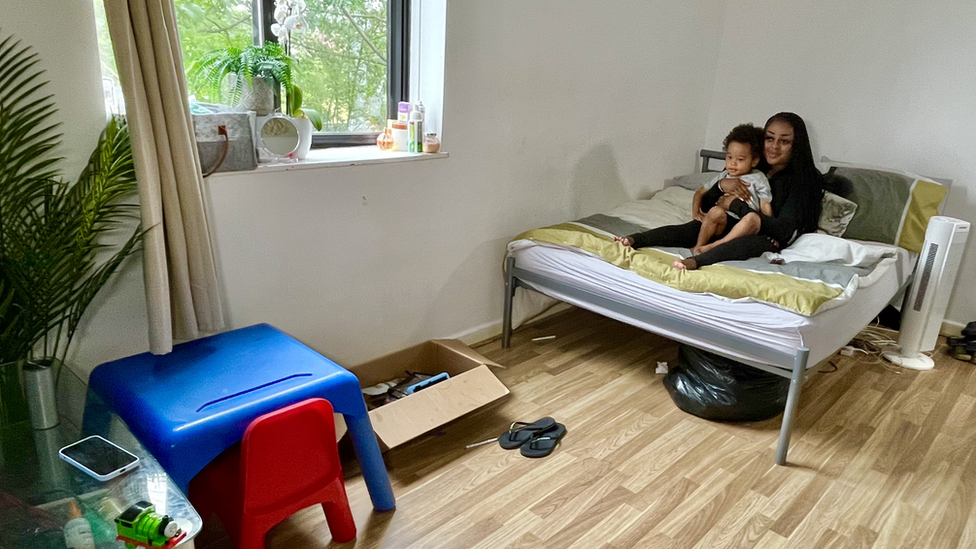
0, 365, 201, 549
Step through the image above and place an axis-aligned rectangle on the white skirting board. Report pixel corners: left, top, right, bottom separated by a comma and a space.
943, 319, 968, 337
450, 303, 573, 347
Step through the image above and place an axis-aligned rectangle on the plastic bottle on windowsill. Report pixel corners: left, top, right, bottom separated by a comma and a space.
408, 105, 424, 153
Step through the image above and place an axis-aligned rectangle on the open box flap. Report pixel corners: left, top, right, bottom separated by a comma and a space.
430, 339, 504, 369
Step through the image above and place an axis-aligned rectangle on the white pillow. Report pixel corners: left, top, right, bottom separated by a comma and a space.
608, 187, 695, 229
765, 233, 895, 267
818, 191, 858, 237
664, 172, 718, 191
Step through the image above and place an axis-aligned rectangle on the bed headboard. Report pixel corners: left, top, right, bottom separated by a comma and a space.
700, 149, 724, 173
703, 150, 953, 190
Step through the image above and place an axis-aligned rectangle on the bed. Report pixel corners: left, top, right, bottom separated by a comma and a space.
501, 150, 950, 465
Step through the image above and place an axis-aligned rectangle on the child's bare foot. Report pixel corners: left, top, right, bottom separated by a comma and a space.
614, 236, 633, 247
671, 257, 699, 270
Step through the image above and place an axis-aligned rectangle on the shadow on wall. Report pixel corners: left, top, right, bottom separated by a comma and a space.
413, 237, 510, 344
569, 142, 631, 219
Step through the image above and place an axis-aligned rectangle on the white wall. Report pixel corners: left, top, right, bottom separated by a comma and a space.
0, 0, 151, 377
207, 0, 727, 365
704, 0, 976, 327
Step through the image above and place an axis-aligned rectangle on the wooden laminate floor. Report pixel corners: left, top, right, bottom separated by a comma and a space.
201, 308, 976, 549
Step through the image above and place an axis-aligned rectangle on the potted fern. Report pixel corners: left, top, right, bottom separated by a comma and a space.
190, 42, 292, 116
189, 42, 322, 133
0, 32, 142, 434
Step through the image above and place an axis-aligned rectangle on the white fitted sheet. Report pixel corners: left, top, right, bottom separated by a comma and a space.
510, 242, 913, 369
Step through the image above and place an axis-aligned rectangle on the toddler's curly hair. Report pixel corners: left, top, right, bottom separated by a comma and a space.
723, 124, 764, 159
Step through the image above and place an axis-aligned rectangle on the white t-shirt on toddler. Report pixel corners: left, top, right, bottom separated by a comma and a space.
704, 169, 772, 219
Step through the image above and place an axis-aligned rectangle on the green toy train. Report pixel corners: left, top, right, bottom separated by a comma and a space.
115, 501, 186, 549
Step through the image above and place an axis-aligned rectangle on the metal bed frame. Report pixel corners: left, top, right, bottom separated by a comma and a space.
501, 150, 811, 466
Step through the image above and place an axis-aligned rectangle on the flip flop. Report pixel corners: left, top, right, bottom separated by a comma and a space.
947, 336, 971, 347
520, 423, 567, 458
950, 343, 976, 363
498, 417, 557, 449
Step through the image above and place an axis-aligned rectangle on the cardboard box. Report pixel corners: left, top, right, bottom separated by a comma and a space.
341, 339, 508, 450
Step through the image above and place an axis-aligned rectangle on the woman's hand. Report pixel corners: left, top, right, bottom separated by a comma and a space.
718, 177, 753, 203
715, 194, 737, 210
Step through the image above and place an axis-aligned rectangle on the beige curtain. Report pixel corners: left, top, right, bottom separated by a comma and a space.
104, 0, 224, 354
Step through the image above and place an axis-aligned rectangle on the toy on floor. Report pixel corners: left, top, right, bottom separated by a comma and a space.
114, 501, 186, 549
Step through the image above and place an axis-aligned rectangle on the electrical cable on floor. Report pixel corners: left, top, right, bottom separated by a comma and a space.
818, 361, 839, 373
845, 321, 904, 373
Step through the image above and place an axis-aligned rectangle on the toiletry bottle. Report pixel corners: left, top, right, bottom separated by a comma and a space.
397, 101, 411, 122
64, 500, 95, 549
423, 132, 440, 153
377, 127, 395, 151
416, 102, 425, 149
392, 121, 409, 151
408, 107, 423, 153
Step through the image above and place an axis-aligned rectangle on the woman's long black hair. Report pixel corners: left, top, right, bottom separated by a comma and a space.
761, 112, 824, 236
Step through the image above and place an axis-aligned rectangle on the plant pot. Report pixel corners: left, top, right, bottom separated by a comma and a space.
293, 117, 314, 160
238, 75, 275, 116
22, 358, 60, 430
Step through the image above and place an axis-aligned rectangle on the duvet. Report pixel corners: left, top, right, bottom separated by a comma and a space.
508, 188, 898, 316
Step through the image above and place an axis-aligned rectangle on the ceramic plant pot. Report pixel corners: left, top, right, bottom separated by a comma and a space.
238, 75, 275, 116
293, 116, 314, 160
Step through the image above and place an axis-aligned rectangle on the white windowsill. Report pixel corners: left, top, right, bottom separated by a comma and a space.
209, 146, 448, 177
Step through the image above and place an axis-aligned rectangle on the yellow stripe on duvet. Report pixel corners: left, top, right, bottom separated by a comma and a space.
515, 226, 844, 316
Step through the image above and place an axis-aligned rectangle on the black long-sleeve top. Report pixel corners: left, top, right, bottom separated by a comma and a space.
702, 166, 805, 245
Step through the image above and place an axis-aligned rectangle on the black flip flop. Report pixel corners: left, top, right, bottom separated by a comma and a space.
520, 423, 567, 458
950, 342, 976, 363
498, 417, 556, 449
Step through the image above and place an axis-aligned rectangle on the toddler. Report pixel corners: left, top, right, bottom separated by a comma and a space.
616, 124, 772, 268
689, 124, 772, 255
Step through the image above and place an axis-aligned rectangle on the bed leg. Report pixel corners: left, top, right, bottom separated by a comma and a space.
776, 347, 809, 466
502, 256, 516, 349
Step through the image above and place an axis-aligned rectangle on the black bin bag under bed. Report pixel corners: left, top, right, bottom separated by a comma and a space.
663, 344, 790, 422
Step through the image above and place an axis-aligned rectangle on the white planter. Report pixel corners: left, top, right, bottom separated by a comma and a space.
293, 117, 314, 160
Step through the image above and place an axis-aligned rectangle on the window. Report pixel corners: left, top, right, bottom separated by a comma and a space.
94, 0, 409, 148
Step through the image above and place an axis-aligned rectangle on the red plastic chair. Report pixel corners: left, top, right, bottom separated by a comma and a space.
189, 398, 356, 547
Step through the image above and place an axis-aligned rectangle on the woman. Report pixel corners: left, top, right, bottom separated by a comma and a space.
626, 112, 824, 270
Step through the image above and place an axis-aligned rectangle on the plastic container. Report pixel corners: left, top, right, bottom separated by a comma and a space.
391, 121, 408, 152
397, 102, 411, 122
64, 500, 95, 549
423, 132, 440, 153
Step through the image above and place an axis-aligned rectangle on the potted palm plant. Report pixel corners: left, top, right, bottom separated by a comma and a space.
0, 32, 142, 434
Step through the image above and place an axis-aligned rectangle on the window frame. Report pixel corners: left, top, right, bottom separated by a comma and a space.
257, 0, 409, 148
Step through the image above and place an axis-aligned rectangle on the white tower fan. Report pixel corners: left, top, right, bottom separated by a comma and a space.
884, 216, 970, 370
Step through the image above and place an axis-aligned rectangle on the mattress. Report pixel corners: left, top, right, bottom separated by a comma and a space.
510, 241, 913, 369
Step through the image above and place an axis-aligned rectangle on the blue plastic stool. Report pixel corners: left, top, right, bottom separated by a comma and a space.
83, 324, 394, 511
